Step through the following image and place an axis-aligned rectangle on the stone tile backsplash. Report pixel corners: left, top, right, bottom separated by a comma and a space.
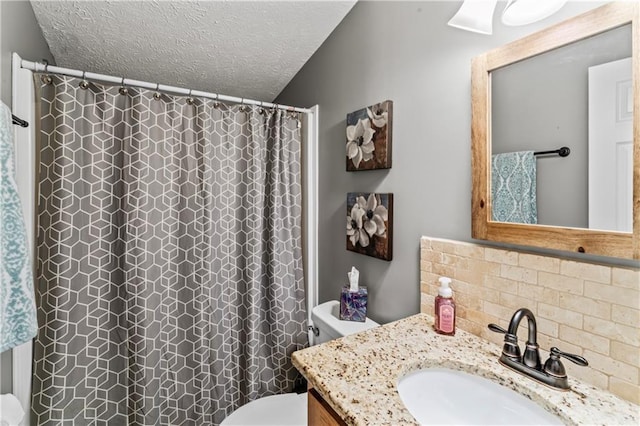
420, 236, 640, 404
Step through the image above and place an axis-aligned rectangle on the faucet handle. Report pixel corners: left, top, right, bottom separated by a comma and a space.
551, 347, 588, 366
543, 347, 588, 377
488, 323, 508, 334
488, 323, 521, 360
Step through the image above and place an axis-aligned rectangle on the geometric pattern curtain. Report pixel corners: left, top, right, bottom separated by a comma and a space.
31, 75, 307, 425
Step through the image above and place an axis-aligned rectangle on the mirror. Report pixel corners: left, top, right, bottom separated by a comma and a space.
492, 25, 631, 231
472, 2, 639, 259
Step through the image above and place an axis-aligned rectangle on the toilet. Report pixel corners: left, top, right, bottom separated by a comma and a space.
221, 300, 379, 425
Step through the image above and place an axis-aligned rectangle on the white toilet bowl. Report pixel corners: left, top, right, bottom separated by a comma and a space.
221, 393, 307, 425
221, 300, 378, 425
0, 394, 26, 426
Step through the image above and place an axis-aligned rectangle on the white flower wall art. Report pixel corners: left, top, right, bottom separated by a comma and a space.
346, 192, 393, 261
346, 100, 393, 171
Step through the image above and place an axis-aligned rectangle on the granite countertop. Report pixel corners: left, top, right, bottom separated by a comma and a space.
292, 314, 639, 426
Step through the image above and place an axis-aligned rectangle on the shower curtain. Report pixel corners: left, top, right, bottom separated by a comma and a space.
30, 75, 307, 425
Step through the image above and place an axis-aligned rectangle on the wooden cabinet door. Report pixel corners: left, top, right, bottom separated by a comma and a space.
308, 388, 347, 426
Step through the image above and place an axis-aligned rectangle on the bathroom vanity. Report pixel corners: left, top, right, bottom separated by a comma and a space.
307, 388, 346, 426
292, 314, 639, 425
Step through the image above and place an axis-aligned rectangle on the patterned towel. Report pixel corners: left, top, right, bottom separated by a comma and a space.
0, 102, 37, 353
491, 151, 537, 224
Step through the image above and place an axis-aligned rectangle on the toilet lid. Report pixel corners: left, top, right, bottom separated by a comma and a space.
221, 393, 307, 425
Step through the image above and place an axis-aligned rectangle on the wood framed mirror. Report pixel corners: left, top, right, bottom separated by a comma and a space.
471, 2, 639, 259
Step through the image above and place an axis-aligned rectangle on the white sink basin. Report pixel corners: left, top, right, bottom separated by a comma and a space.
397, 368, 563, 425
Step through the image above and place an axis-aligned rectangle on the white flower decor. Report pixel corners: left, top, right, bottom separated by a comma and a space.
357, 194, 388, 238
346, 118, 375, 168
367, 103, 388, 128
345, 100, 392, 172
346, 192, 393, 260
346, 203, 370, 247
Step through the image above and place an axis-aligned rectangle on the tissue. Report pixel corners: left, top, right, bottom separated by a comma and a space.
348, 266, 359, 292
0, 394, 25, 426
340, 267, 368, 322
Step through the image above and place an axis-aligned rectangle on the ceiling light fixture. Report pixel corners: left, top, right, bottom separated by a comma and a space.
447, 0, 498, 35
448, 0, 568, 35
502, 0, 568, 26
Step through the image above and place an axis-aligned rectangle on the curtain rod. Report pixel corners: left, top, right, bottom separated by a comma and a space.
12, 114, 29, 127
533, 146, 570, 157
20, 59, 312, 114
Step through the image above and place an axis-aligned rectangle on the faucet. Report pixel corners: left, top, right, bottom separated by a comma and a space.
488, 308, 588, 390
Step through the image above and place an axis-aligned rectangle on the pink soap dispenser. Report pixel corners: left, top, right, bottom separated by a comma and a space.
434, 276, 456, 335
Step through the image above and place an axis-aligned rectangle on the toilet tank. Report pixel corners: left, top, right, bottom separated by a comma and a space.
311, 300, 379, 345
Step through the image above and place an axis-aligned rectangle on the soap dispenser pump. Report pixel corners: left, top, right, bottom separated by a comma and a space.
434, 277, 456, 335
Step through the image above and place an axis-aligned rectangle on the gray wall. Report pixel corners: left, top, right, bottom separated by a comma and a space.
492, 24, 632, 228
0, 0, 53, 395
0, 0, 54, 105
275, 1, 612, 324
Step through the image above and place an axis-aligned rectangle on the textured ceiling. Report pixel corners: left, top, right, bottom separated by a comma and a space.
30, 0, 356, 102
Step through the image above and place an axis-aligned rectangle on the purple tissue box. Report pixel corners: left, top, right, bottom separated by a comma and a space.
340, 287, 368, 322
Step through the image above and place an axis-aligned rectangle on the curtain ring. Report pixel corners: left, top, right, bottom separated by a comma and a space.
213, 93, 220, 109
119, 77, 128, 95
240, 98, 247, 113
186, 89, 194, 105
259, 101, 265, 115
153, 83, 161, 100
79, 71, 89, 89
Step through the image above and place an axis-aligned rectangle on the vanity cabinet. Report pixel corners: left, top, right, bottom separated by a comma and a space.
308, 388, 346, 426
